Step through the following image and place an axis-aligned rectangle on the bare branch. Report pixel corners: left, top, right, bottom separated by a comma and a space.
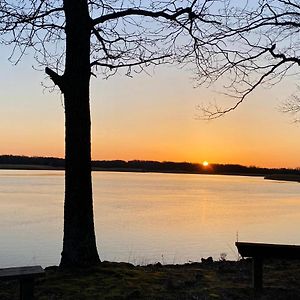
92, 7, 194, 25
45, 67, 65, 93
197, 0, 300, 119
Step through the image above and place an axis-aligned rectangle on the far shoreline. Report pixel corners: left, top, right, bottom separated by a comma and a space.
0, 163, 264, 175
1, 155, 300, 182
0, 163, 295, 180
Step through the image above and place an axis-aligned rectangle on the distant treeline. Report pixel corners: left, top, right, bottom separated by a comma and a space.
0, 155, 65, 168
0, 155, 299, 176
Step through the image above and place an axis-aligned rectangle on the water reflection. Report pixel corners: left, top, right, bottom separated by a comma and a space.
0, 170, 300, 267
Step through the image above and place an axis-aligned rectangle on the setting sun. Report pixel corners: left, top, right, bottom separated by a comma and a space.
202, 161, 209, 167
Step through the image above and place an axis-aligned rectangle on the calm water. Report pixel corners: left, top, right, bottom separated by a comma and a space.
1, 170, 300, 267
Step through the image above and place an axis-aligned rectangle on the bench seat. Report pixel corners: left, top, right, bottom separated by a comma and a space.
0, 265, 45, 300
236, 242, 300, 293
236, 242, 300, 259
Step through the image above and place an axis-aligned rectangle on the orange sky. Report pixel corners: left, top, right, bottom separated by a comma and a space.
0, 55, 300, 168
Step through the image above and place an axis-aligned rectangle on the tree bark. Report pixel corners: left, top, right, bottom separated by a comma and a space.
59, 0, 100, 267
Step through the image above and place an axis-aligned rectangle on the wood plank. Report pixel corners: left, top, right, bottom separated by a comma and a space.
236, 242, 300, 259
0, 266, 44, 280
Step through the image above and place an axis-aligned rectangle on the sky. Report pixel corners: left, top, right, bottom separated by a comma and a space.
1, 47, 300, 169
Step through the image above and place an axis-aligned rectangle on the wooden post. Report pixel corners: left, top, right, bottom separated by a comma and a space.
20, 277, 34, 300
253, 257, 263, 292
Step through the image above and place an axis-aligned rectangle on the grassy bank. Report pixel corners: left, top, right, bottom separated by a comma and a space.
1, 260, 300, 299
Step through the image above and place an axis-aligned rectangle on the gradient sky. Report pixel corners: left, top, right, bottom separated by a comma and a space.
1, 45, 300, 168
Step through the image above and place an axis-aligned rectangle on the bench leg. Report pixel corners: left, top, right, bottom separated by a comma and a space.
20, 277, 34, 300
253, 257, 263, 292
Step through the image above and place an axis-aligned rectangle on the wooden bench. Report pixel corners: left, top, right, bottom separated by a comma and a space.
236, 242, 300, 292
0, 265, 44, 300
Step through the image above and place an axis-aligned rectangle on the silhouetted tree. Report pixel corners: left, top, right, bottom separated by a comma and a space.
0, 0, 229, 267
198, 0, 300, 119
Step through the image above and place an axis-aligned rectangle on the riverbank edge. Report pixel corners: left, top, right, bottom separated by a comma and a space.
3, 164, 300, 184
0, 163, 267, 177
264, 174, 300, 182
1, 259, 300, 299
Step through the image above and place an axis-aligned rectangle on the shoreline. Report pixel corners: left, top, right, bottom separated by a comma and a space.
1, 259, 300, 299
0, 164, 265, 177
1, 155, 299, 182
264, 174, 300, 182
2, 164, 300, 183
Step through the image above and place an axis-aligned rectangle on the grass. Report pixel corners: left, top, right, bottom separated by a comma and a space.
1, 259, 300, 299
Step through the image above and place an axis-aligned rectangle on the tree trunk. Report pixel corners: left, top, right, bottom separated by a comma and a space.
60, 0, 100, 267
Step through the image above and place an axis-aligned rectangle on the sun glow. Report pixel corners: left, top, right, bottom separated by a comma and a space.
202, 161, 209, 167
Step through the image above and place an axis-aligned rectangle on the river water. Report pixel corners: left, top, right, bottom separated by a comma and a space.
0, 170, 300, 267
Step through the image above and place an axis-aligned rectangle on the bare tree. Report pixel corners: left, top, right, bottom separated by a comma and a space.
0, 0, 228, 267
196, 0, 300, 120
